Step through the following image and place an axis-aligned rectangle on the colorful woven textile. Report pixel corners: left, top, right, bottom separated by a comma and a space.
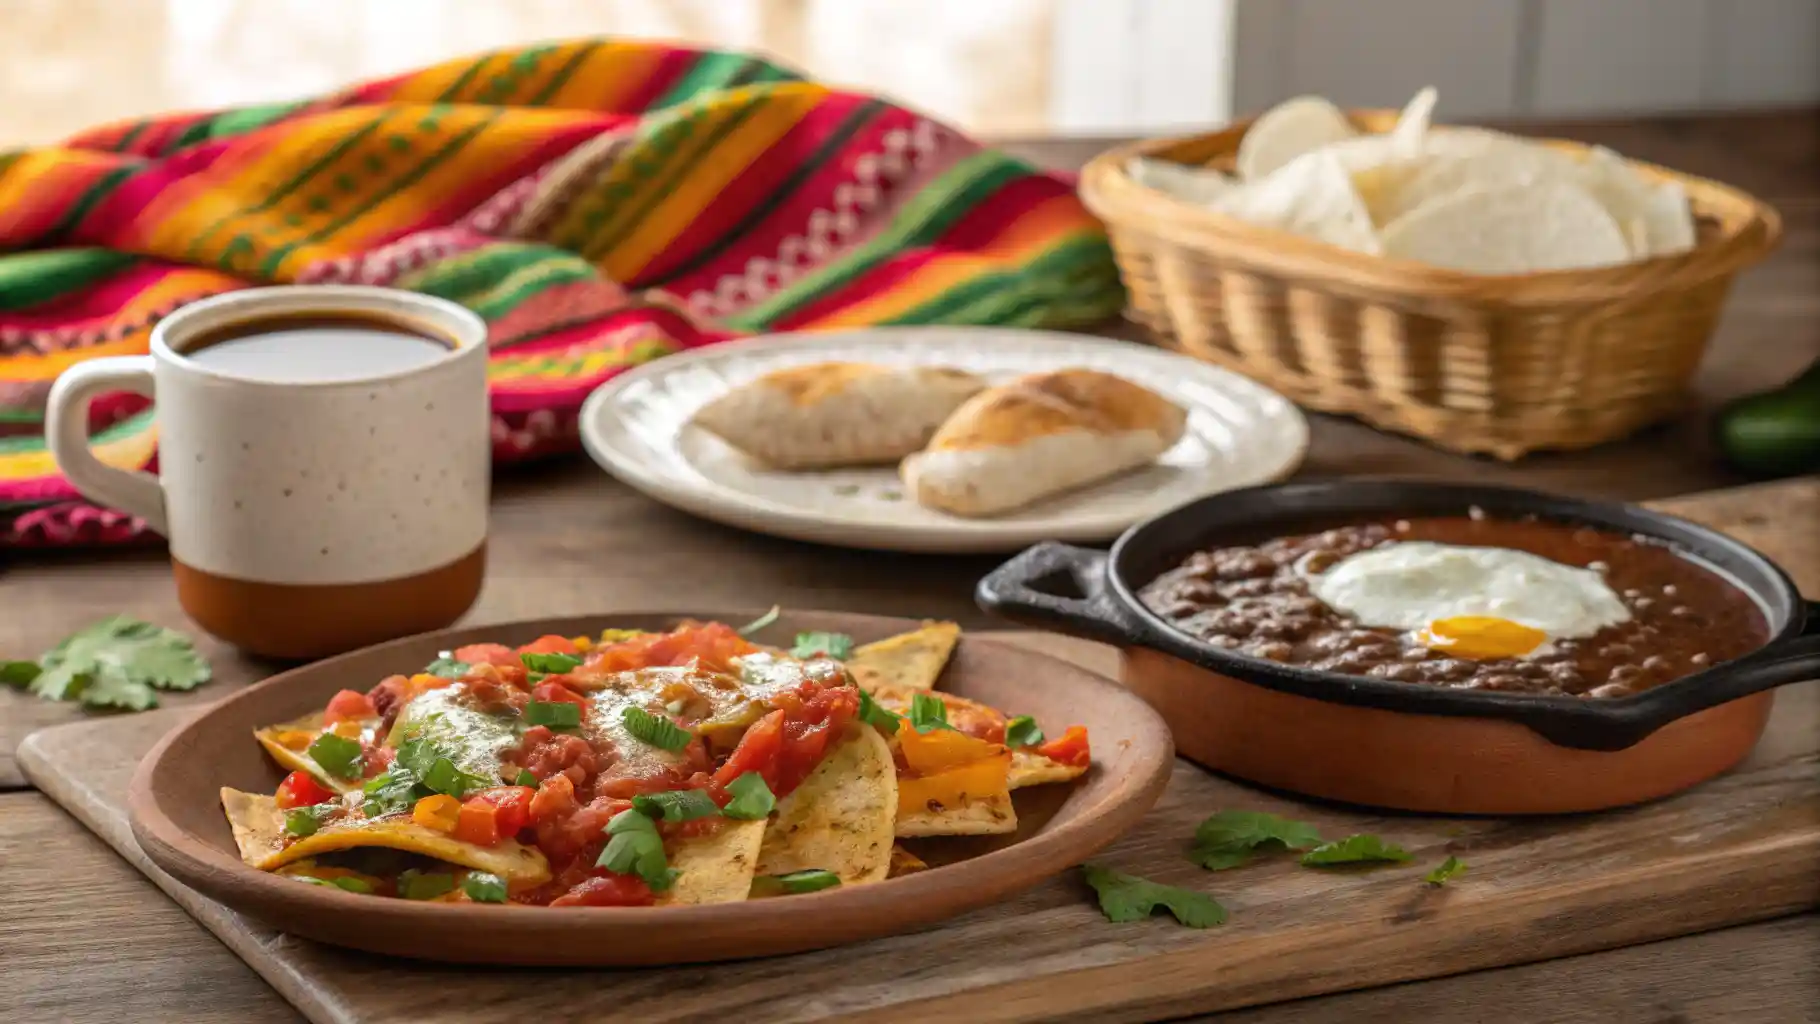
0, 40, 1120, 547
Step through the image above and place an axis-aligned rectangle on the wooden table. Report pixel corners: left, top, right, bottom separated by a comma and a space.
3, 112, 1818, 1023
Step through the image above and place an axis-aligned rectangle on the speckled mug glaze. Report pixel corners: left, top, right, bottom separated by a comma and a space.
47, 286, 491, 658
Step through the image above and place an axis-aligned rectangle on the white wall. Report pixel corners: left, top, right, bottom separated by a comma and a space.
1052, 0, 1820, 132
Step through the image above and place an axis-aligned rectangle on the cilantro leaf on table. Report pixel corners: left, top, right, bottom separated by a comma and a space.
17, 617, 210, 712
1424, 856, 1467, 886
1082, 864, 1227, 928
1189, 810, 1325, 871
1299, 834, 1415, 867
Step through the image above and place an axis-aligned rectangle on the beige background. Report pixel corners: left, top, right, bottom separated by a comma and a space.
0, 0, 1056, 146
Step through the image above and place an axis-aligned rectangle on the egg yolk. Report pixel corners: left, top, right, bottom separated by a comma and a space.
1417, 616, 1548, 659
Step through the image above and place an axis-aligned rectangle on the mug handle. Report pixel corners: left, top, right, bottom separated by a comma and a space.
45, 356, 168, 536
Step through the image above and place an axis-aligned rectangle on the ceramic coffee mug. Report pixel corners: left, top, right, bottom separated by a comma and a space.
46, 286, 491, 659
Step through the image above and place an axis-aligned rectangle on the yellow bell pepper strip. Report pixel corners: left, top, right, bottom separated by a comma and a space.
897, 751, 1012, 815
897, 726, 1005, 775
412, 793, 461, 833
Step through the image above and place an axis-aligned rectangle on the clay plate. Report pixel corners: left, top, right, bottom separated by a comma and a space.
127, 610, 1173, 966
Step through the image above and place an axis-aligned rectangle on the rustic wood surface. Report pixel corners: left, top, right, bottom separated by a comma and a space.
16, 628, 1820, 1024
1, 113, 1818, 1021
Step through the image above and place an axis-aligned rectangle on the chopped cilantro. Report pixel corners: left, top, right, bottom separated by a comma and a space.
721, 772, 776, 820
515, 768, 539, 788
520, 652, 582, 674
789, 631, 854, 660
1300, 834, 1415, 867
1425, 856, 1467, 886
394, 737, 491, 798
422, 657, 471, 679
908, 692, 952, 734
525, 699, 582, 729
857, 689, 901, 736
1004, 715, 1044, 747
306, 732, 363, 780
283, 805, 335, 838
632, 789, 721, 822
18, 617, 210, 712
621, 706, 692, 751
736, 606, 781, 637
1190, 811, 1324, 871
597, 809, 677, 891
765, 869, 841, 894
462, 871, 509, 903
398, 869, 456, 901
361, 767, 429, 818
1082, 864, 1226, 928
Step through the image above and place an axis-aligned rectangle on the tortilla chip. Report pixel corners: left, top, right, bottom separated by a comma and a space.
254, 711, 386, 794
888, 844, 928, 878
755, 725, 896, 885
895, 789, 1017, 837
1009, 748, 1089, 789
219, 788, 551, 885
846, 622, 960, 691
659, 818, 767, 906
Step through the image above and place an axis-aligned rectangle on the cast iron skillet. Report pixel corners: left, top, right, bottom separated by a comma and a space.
977, 480, 1818, 775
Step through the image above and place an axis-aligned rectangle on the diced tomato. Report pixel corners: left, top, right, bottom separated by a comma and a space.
707, 686, 859, 798
713, 709, 785, 790
1035, 725, 1091, 768
468, 786, 534, 838
274, 770, 335, 809
366, 675, 412, 726
517, 634, 579, 656
547, 873, 655, 908
323, 689, 377, 724
511, 726, 600, 790
453, 643, 520, 668
453, 800, 500, 846
361, 744, 396, 779
531, 681, 587, 707
528, 774, 578, 826
588, 623, 757, 675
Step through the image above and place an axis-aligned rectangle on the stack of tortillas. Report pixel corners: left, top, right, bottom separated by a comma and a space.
1127, 87, 1698, 275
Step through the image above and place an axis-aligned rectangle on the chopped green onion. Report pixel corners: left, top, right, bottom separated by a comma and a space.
722, 771, 776, 820
632, 789, 721, 822
520, 652, 583, 674
790, 631, 854, 660
305, 732, 363, 779
1004, 715, 1044, 748
621, 706, 692, 751
398, 869, 455, 901
908, 692, 952, 733
1425, 856, 1467, 886
422, 657, 471, 679
767, 869, 841, 894
525, 700, 582, 729
857, 689, 901, 736
736, 606, 781, 637
515, 768, 539, 788
461, 871, 509, 903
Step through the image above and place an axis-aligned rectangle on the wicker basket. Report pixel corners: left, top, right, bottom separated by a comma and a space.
1079, 110, 1783, 459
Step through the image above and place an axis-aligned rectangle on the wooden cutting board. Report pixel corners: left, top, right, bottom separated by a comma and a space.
20, 628, 1818, 1024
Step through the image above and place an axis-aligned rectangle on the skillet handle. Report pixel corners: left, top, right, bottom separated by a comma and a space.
1518, 599, 1820, 751
975, 542, 1145, 647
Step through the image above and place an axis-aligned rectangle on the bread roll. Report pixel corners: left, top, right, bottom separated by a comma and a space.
901, 369, 1186, 516
691, 362, 985, 470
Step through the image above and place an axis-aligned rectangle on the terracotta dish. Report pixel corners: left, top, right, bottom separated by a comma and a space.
127, 611, 1171, 966
978, 480, 1820, 815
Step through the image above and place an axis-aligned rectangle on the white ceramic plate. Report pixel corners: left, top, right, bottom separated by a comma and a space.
579, 328, 1308, 553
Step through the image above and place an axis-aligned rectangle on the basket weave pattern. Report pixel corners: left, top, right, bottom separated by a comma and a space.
1080, 113, 1783, 460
